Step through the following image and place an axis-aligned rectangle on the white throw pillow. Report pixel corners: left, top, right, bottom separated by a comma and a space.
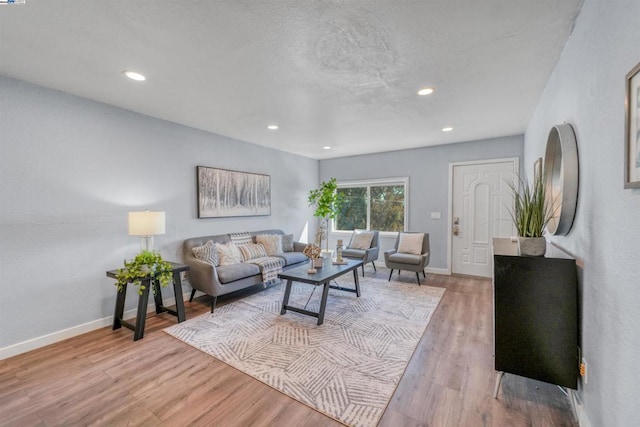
255, 234, 283, 256
215, 242, 243, 265
349, 231, 374, 250
397, 233, 424, 255
192, 240, 218, 266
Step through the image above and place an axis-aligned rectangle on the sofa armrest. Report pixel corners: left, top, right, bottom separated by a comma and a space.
293, 241, 308, 252
185, 257, 220, 296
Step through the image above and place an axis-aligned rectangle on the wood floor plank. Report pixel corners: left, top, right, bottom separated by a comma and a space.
0, 270, 576, 426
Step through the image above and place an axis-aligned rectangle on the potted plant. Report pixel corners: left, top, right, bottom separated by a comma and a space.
509, 172, 554, 256
308, 177, 345, 254
114, 250, 174, 295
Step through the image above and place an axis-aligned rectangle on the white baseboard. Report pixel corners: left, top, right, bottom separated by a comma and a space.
425, 267, 450, 275
0, 292, 192, 361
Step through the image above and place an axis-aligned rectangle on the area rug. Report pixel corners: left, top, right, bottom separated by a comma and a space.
165, 276, 444, 427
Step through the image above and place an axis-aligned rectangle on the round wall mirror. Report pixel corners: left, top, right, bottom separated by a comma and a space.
544, 123, 579, 236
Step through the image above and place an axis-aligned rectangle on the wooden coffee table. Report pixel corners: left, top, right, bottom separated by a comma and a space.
278, 259, 363, 325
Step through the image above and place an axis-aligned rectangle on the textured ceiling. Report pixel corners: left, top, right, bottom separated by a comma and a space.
0, 0, 583, 159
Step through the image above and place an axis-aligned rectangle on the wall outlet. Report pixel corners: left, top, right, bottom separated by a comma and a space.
430, 211, 442, 220
580, 357, 588, 384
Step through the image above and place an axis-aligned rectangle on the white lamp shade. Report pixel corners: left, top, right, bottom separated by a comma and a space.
128, 211, 166, 236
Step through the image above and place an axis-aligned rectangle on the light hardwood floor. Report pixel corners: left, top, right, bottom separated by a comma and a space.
0, 270, 577, 426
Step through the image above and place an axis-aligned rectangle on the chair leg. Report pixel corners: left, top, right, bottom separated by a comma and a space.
189, 289, 197, 302
416, 272, 421, 285
388, 269, 393, 281
371, 261, 377, 272
423, 270, 426, 278
210, 296, 218, 314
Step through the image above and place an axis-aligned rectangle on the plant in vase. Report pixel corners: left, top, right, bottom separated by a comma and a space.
509, 172, 555, 256
308, 177, 344, 254
114, 250, 174, 295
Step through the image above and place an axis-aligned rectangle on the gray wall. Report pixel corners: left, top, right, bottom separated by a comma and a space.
0, 76, 318, 349
320, 135, 524, 270
525, 0, 640, 424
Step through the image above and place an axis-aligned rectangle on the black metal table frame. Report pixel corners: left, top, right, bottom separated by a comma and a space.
279, 260, 363, 325
106, 263, 189, 341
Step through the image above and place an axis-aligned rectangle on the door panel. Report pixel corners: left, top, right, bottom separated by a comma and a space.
452, 160, 516, 277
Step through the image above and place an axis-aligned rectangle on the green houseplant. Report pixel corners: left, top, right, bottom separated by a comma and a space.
308, 177, 345, 253
114, 250, 174, 295
509, 172, 554, 256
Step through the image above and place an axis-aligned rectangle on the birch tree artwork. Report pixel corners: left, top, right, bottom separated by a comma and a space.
197, 166, 271, 218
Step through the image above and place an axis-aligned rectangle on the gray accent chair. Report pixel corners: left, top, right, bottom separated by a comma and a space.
341, 230, 380, 277
384, 232, 430, 285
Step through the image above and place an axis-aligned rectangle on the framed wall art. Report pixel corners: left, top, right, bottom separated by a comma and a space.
197, 166, 271, 218
625, 62, 640, 188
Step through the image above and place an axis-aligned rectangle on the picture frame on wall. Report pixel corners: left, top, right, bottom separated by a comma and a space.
624, 62, 640, 188
197, 166, 271, 218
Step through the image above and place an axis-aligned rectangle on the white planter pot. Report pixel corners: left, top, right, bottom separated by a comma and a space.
517, 237, 547, 257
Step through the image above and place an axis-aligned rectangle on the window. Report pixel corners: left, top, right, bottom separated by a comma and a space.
335, 178, 408, 232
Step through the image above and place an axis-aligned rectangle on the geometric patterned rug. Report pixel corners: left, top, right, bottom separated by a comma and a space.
165, 276, 444, 427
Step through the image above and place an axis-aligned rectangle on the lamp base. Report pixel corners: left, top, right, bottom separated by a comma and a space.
140, 236, 155, 252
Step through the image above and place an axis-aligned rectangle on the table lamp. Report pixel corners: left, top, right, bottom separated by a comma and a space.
128, 210, 165, 252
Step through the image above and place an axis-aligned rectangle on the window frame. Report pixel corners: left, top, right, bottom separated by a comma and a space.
332, 177, 409, 236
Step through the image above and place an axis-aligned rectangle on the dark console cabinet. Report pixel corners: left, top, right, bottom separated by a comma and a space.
494, 254, 578, 389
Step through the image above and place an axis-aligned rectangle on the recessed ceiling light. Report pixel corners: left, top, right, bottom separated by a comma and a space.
267, 124, 279, 130
123, 70, 146, 81
323, 146, 331, 150
442, 127, 453, 132
417, 87, 434, 96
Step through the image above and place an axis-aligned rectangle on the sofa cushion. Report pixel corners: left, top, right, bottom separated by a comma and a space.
349, 231, 374, 249
215, 242, 243, 265
256, 234, 283, 256
192, 240, 218, 266
397, 233, 423, 255
281, 234, 294, 252
216, 263, 261, 284
388, 252, 422, 265
239, 243, 267, 261
277, 251, 308, 266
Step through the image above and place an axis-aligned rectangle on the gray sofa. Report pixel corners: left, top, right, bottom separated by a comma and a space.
183, 229, 308, 312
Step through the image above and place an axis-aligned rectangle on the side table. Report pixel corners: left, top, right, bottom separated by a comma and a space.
106, 262, 189, 341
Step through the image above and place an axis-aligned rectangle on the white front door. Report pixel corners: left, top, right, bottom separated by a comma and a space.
451, 159, 517, 277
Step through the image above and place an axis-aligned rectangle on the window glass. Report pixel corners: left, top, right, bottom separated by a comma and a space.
370, 185, 405, 232
335, 180, 407, 232
336, 187, 367, 230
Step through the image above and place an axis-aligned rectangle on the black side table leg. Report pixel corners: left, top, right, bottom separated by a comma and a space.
113, 283, 127, 330
134, 278, 152, 341
152, 279, 164, 314
353, 269, 361, 297
172, 271, 186, 322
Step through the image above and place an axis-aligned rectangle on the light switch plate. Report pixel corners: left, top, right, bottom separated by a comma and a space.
431, 212, 442, 220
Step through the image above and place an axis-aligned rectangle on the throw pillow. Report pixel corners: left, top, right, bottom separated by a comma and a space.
397, 233, 424, 255
256, 234, 283, 256
215, 242, 243, 265
239, 243, 268, 261
281, 234, 294, 252
349, 231, 374, 250
192, 240, 218, 266
229, 232, 253, 247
